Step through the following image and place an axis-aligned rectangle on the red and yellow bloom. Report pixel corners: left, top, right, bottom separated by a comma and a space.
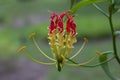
18, 10, 96, 72
48, 11, 78, 71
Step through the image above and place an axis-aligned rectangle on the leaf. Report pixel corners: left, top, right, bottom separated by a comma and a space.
70, 0, 108, 14
99, 51, 118, 80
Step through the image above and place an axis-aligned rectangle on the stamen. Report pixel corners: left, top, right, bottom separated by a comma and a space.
29, 32, 36, 38
96, 51, 102, 56
32, 36, 56, 61
25, 52, 56, 65
69, 38, 87, 59
61, 54, 66, 62
66, 56, 96, 66
66, 56, 114, 67
17, 46, 26, 53
84, 37, 88, 43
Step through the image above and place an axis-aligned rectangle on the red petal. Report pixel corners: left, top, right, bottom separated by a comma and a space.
49, 20, 56, 34
58, 20, 64, 33
66, 17, 71, 33
66, 16, 76, 36
71, 21, 76, 36
60, 10, 71, 19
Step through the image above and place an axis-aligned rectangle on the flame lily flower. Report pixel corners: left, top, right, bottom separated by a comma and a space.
18, 10, 96, 72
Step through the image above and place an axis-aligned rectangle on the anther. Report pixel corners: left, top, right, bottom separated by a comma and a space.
18, 46, 26, 53
29, 32, 36, 38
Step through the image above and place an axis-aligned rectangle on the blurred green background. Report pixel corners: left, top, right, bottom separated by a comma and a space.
0, 0, 120, 80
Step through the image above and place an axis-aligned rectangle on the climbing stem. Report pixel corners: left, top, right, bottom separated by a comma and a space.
93, 3, 120, 64
108, 6, 120, 64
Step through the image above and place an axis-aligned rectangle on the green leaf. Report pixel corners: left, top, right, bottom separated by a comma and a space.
99, 51, 118, 80
70, 0, 108, 14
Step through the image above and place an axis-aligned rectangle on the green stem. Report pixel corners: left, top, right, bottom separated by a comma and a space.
93, 3, 120, 64
108, 7, 120, 64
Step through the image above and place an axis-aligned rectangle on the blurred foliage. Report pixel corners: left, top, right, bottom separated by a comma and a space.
17, 0, 34, 2
0, 28, 19, 60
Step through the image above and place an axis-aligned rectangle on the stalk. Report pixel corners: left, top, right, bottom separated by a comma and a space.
108, 7, 120, 64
